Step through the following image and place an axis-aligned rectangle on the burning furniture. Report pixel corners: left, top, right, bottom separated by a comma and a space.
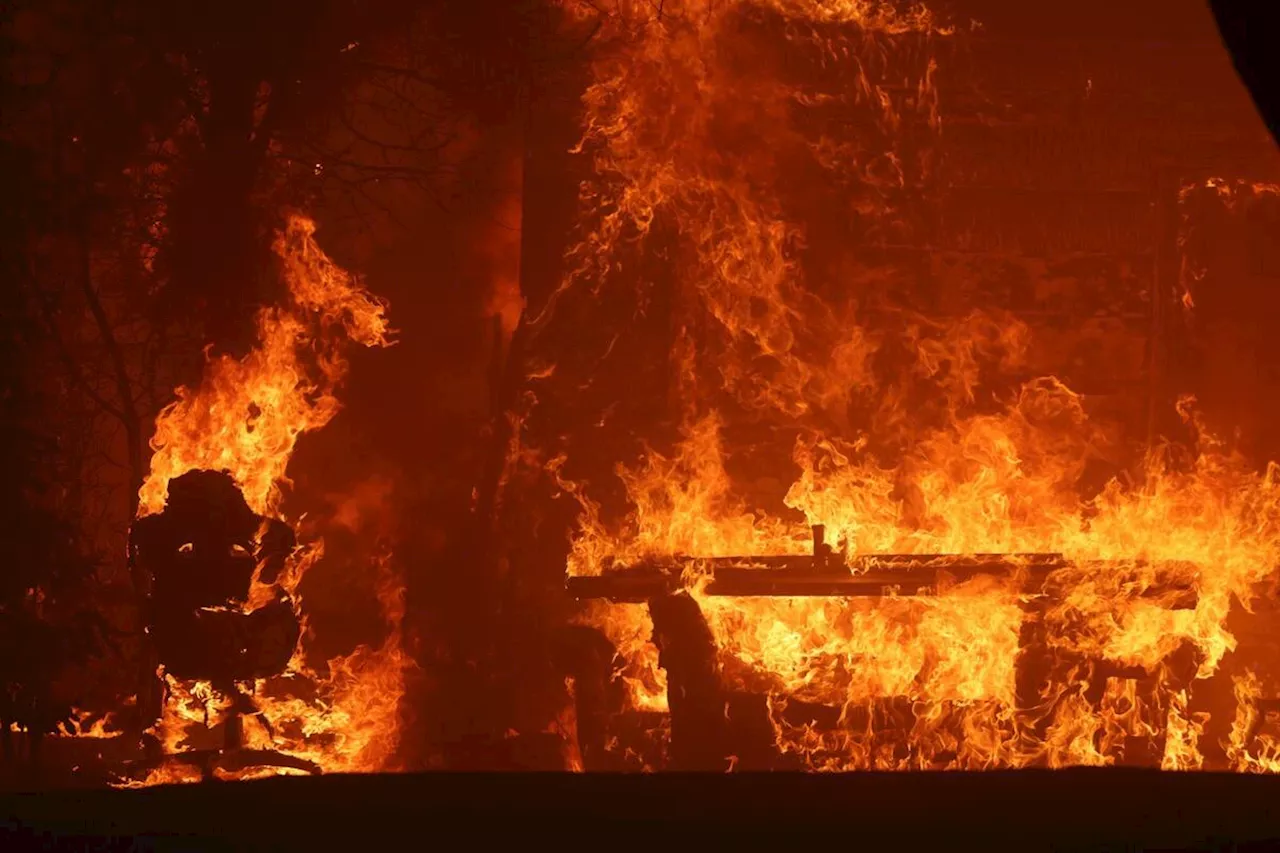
125, 471, 317, 781
567, 526, 1203, 770
510, 0, 1280, 774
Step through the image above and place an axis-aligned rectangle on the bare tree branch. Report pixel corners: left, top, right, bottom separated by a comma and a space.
75, 228, 144, 513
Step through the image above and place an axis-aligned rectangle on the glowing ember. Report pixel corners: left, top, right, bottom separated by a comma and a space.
552, 1, 1280, 770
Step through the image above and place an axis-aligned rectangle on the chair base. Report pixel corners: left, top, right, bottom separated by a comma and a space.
123, 746, 321, 783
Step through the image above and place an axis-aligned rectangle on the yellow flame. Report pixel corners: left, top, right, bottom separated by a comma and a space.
553, 1, 1280, 769
138, 215, 392, 518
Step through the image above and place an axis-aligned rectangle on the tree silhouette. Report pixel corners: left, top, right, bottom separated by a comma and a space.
0, 138, 108, 779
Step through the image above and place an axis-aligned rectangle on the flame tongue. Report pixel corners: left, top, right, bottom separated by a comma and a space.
138, 215, 392, 519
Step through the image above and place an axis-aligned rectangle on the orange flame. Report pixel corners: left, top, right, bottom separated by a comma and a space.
553, 2, 1280, 770
124, 214, 407, 783
138, 215, 392, 518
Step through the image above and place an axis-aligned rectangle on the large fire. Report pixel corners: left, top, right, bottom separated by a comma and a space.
124, 214, 406, 783
551, 0, 1280, 770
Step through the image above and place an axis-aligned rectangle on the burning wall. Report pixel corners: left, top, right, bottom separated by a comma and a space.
533, 1, 1280, 770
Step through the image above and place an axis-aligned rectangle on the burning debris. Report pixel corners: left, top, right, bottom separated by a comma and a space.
528, 1, 1280, 772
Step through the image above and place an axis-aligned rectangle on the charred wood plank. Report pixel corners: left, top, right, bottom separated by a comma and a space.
568, 554, 1199, 605
566, 570, 680, 603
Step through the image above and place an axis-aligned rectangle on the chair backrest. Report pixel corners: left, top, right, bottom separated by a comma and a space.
130, 471, 300, 684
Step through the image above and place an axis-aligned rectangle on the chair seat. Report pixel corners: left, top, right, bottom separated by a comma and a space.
154, 599, 301, 683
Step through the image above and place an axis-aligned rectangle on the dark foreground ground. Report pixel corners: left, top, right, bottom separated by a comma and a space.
3, 770, 1280, 850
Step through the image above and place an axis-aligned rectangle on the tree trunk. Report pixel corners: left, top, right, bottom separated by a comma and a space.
165, 49, 271, 354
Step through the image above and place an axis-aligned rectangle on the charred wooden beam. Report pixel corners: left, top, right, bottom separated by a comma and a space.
568, 552, 1198, 606
568, 552, 1062, 601
708, 567, 1004, 597
566, 569, 680, 602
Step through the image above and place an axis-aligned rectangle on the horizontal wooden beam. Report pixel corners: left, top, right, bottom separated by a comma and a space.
567, 554, 1198, 605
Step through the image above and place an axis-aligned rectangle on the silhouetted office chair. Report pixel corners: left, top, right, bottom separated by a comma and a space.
126, 470, 318, 781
